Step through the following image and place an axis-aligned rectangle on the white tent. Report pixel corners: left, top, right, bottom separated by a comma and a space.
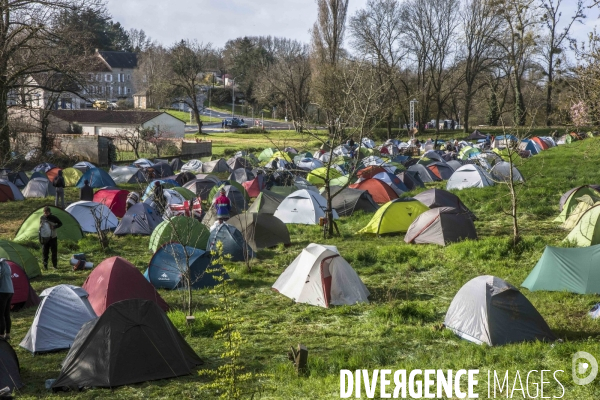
20, 285, 96, 354
274, 189, 339, 224
272, 243, 370, 308
109, 166, 147, 184
333, 145, 350, 156
446, 164, 494, 190
361, 156, 396, 174
22, 177, 55, 198
66, 201, 119, 233
315, 152, 331, 163
362, 138, 376, 149
297, 158, 324, 171
133, 158, 153, 169
180, 159, 203, 173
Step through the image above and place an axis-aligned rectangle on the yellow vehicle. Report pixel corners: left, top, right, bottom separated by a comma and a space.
92, 100, 117, 110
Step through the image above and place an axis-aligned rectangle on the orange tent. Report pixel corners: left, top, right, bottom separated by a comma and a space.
46, 167, 62, 182
357, 166, 386, 180
350, 178, 398, 204
532, 137, 549, 150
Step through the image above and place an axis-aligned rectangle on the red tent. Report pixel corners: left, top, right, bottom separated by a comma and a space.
46, 167, 62, 182
357, 166, 386, 180
7, 261, 40, 311
532, 137, 549, 150
82, 256, 169, 316
93, 189, 129, 218
350, 179, 399, 204
242, 177, 265, 198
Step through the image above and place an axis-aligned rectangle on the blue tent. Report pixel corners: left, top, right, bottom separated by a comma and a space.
146, 243, 224, 290
76, 168, 116, 188
32, 163, 56, 173
142, 179, 180, 200
208, 223, 254, 262
521, 139, 541, 155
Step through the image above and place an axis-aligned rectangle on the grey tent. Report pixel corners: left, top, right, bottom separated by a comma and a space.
269, 186, 299, 197
151, 162, 174, 178
208, 223, 254, 261
109, 166, 148, 184
184, 177, 220, 200
446, 160, 463, 171
0, 171, 29, 188
20, 285, 96, 354
22, 177, 55, 198
228, 212, 291, 251
294, 177, 319, 193
404, 207, 477, 246
114, 203, 163, 236
444, 275, 555, 346
490, 161, 525, 182
170, 158, 184, 172
202, 158, 231, 173
51, 299, 202, 390
30, 171, 45, 179
0, 340, 23, 392
227, 157, 252, 171
397, 171, 424, 190
212, 184, 248, 213
181, 159, 203, 173
421, 151, 446, 163
323, 186, 379, 216
73, 161, 95, 172
248, 190, 285, 215
202, 205, 240, 227
413, 188, 476, 220
407, 164, 439, 183
428, 161, 454, 180
466, 130, 487, 140
229, 168, 255, 184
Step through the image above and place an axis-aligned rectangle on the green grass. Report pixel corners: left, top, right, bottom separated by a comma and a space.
2, 138, 600, 398
165, 109, 220, 124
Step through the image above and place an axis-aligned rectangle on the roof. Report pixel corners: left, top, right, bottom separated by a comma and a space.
98, 51, 138, 69
51, 110, 166, 125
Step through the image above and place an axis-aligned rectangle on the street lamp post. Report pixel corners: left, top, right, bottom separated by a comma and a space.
409, 99, 418, 139
232, 74, 243, 117
261, 111, 264, 132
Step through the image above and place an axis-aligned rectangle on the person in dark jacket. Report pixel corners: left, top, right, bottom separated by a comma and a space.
40, 206, 62, 270
52, 170, 65, 209
153, 181, 166, 214
79, 180, 94, 201
0, 259, 13, 341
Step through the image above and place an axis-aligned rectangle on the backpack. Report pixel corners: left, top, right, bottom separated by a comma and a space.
39, 218, 52, 244
53, 176, 65, 188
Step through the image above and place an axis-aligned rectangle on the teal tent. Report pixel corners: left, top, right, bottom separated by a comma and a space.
522, 245, 600, 294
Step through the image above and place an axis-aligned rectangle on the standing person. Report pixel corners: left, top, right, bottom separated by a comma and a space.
0, 259, 13, 341
153, 181, 166, 215
40, 206, 62, 270
221, 119, 225, 129
79, 179, 94, 201
270, 157, 280, 170
52, 170, 65, 209
214, 188, 231, 224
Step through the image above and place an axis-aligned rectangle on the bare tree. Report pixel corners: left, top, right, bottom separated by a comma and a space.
134, 44, 173, 109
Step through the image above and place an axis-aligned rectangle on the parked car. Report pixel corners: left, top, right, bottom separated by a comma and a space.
93, 100, 118, 110
225, 118, 248, 128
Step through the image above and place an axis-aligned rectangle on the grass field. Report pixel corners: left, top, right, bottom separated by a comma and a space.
165, 109, 220, 124
2, 134, 600, 398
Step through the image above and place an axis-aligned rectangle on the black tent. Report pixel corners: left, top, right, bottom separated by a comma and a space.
396, 171, 424, 190
247, 190, 286, 215
175, 171, 196, 186
226, 157, 253, 171
151, 162, 174, 178
170, 158, 184, 172
466, 130, 487, 140
114, 203, 163, 236
228, 212, 291, 251
328, 186, 379, 216
0, 339, 23, 392
51, 299, 202, 390
183, 178, 220, 200
407, 164, 439, 183
413, 188, 476, 220
405, 207, 477, 246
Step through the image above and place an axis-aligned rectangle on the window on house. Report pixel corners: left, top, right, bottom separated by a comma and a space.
96, 74, 101, 81
126, 74, 131, 81
118, 86, 122, 95
105, 74, 112, 82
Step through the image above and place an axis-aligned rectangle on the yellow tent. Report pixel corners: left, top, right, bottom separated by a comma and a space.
562, 195, 600, 230
62, 168, 83, 187
358, 198, 428, 235
307, 167, 344, 185
267, 151, 293, 163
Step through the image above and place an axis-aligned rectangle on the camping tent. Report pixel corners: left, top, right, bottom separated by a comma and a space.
180, 159, 203, 173
183, 177, 220, 200
446, 164, 494, 190
83, 256, 169, 315
227, 157, 253, 171
66, 201, 119, 233
0, 240, 40, 278
208, 223, 254, 262
170, 157, 184, 172
229, 168, 255, 184
174, 172, 196, 186
93, 189, 129, 218
297, 158, 324, 171
45, 167, 61, 182
407, 164, 439, 183
564, 204, 600, 246
51, 299, 202, 390
114, 203, 162, 236
0, 171, 28, 188
274, 189, 339, 224
15, 206, 83, 243
109, 166, 147, 184
272, 243, 370, 308
350, 178, 399, 204
555, 185, 600, 222
397, 171, 424, 191
467, 130, 487, 140
404, 207, 477, 246
202, 158, 231, 173
248, 190, 285, 215
358, 198, 428, 235
20, 285, 96, 354
76, 168, 116, 189
258, 148, 276, 162
413, 188, 475, 220
62, 168, 83, 187
73, 161, 95, 172
520, 139, 541, 155
427, 162, 454, 180
522, 245, 600, 294
306, 167, 344, 186
132, 158, 154, 169
561, 195, 599, 231
322, 186, 379, 217
0, 179, 23, 202
269, 185, 299, 197
150, 162, 174, 178
209, 183, 248, 212
21, 177, 55, 198
371, 172, 409, 194
490, 161, 524, 182
242, 176, 266, 198
357, 166, 386, 180
0, 339, 23, 392
228, 213, 291, 251
149, 216, 210, 252
33, 163, 55, 173
444, 275, 555, 346
7, 261, 40, 310
147, 243, 220, 290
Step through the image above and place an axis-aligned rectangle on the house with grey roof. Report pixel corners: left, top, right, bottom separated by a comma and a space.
83, 50, 138, 105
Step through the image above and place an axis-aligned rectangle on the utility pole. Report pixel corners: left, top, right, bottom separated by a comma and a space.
232, 74, 243, 117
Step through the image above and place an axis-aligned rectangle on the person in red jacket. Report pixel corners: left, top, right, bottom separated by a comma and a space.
214, 188, 231, 223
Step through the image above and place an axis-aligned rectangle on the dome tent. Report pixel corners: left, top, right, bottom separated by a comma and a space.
358, 198, 429, 235
413, 188, 476, 220
490, 161, 525, 182
73, 161, 95, 172
208, 223, 254, 262
93, 189, 129, 218
66, 201, 119, 233
83, 256, 169, 315
50, 299, 202, 391
149, 216, 210, 253
109, 166, 147, 184
247, 190, 285, 215
61, 167, 83, 186
349, 179, 398, 204
321, 186, 379, 217
21, 177, 55, 198
146, 243, 222, 290
0, 339, 23, 392
180, 159, 203, 173
0, 179, 24, 202
183, 177, 220, 200
444, 276, 555, 346
274, 189, 339, 225
563, 204, 600, 247
404, 207, 477, 246
228, 212, 291, 251
554, 185, 600, 223
15, 206, 83, 243
0, 240, 41, 278
7, 261, 40, 310
446, 164, 494, 190
272, 243, 370, 308
202, 158, 231, 173
114, 203, 163, 236
46, 167, 62, 182
20, 285, 96, 354
76, 168, 116, 189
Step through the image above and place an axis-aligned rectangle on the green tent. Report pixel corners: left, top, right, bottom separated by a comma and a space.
307, 167, 344, 185
555, 187, 600, 223
330, 176, 350, 187
62, 168, 83, 187
561, 195, 600, 231
171, 187, 197, 201
564, 204, 600, 246
358, 198, 429, 235
458, 146, 480, 160
149, 216, 210, 253
522, 245, 600, 294
258, 148, 276, 162
15, 206, 83, 243
268, 186, 298, 197
0, 240, 41, 278
208, 181, 249, 202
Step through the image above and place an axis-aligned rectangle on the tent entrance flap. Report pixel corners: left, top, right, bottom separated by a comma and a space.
320, 255, 338, 308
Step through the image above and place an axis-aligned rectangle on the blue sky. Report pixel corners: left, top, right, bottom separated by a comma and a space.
107, 0, 598, 49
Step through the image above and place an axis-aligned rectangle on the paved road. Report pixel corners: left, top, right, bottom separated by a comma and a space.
185, 108, 298, 133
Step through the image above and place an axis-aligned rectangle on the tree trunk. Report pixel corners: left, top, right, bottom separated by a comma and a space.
0, 77, 10, 158
40, 113, 51, 155
463, 84, 472, 133
513, 74, 526, 126
386, 114, 392, 140
545, 72, 553, 127
508, 163, 520, 247
187, 276, 192, 316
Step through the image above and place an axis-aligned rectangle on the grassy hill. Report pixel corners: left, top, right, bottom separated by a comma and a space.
1, 137, 600, 398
